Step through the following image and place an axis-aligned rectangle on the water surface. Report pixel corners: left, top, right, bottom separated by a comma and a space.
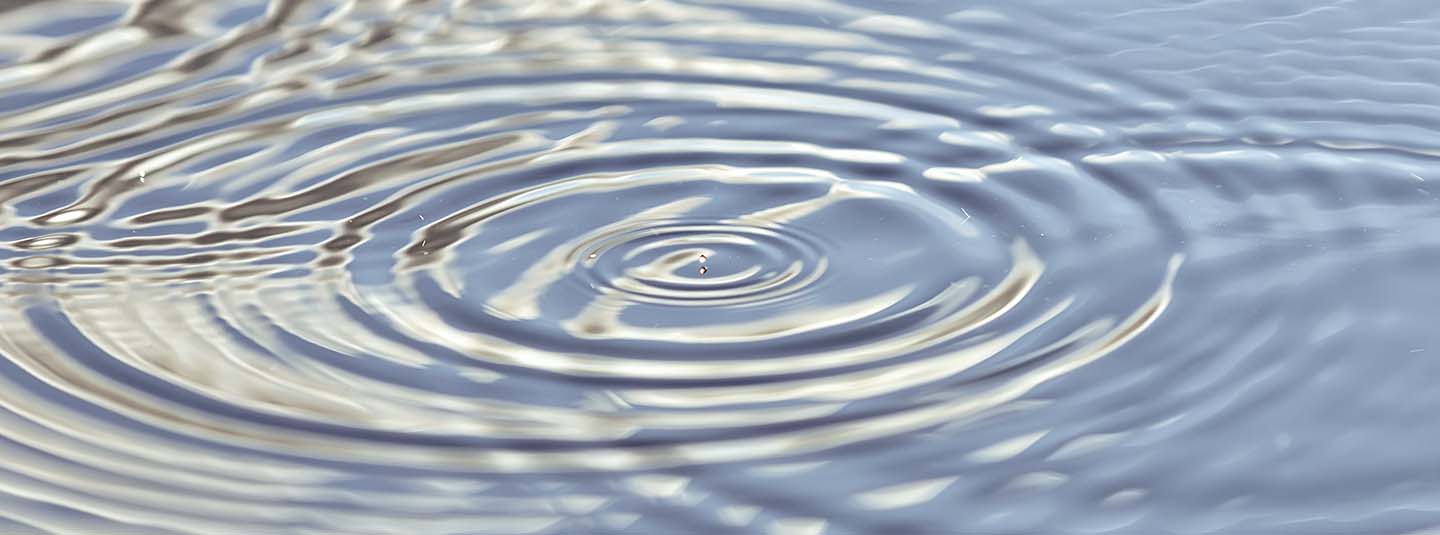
2, 0, 1440, 533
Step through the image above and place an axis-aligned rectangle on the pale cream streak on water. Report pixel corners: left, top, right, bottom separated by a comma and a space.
1047, 432, 1130, 461
748, 460, 828, 477
977, 156, 1049, 175
618, 248, 732, 278
806, 50, 997, 87
768, 516, 828, 535
613, 23, 891, 50
620, 474, 690, 499
845, 15, 960, 39
851, 476, 960, 510
718, 504, 762, 526
1104, 488, 1149, 506
601, 513, 642, 530
978, 104, 1055, 118
480, 0, 740, 22
393, 53, 839, 84
307, 512, 562, 535
728, 180, 906, 228
925, 167, 987, 183
1083, 150, 1171, 166
167, 141, 281, 192
531, 138, 905, 165
939, 129, 1016, 149
968, 431, 1050, 463
605, 262, 781, 301
947, 8, 1012, 23
834, 78, 979, 99
620, 242, 730, 264
487, 228, 552, 255
1002, 471, 1069, 491
689, 0, 874, 21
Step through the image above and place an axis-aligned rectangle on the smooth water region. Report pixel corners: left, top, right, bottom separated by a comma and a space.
1, 0, 1440, 533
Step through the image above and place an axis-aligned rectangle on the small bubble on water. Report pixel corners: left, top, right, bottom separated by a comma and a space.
699, 266, 708, 276
699, 254, 708, 263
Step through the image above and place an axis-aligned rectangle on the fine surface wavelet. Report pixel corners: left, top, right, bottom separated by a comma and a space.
1, 0, 1440, 534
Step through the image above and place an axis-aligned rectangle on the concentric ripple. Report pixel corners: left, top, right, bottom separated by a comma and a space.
571, 218, 828, 307
2, 0, 1440, 533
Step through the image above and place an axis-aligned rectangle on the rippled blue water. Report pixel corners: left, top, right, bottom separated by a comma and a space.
2, 0, 1440, 533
